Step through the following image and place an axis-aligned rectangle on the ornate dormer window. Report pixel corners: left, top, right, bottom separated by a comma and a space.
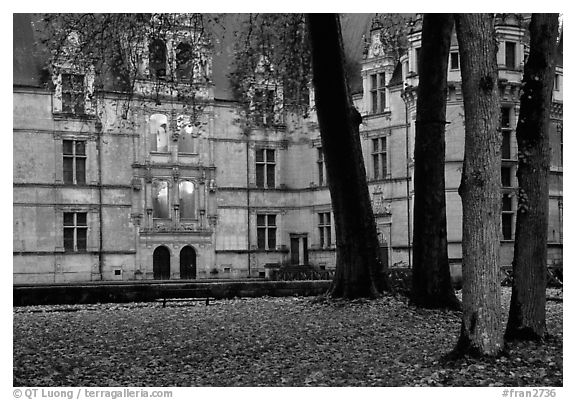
176, 42, 193, 81
249, 55, 283, 127
149, 38, 167, 78
51, 32, 96, 117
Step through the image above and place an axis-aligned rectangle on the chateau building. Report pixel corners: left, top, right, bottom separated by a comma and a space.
13, 14, 563, 283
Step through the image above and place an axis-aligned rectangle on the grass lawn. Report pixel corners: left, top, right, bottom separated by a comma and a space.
13, 288, 562, 387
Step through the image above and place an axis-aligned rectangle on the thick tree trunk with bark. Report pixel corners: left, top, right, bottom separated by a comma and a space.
453, 14, 504, 357
411, 13, 461, 310
506, 14, 559, 341
307, 14, 388, 298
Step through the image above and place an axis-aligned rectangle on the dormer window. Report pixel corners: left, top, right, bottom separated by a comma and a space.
253, 87, 276, 126
149, 38, 167, 78
505, 41, 516, 69
61, 73, 85, 115
370, 72, 386, 114
176, 42, 193, 81
415, 47, 421, 74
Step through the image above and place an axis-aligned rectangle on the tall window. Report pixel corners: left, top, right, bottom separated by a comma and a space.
501, 107, 512, 160
501, 166, 512, 188
256, 149, 276, 188
502, 195, 514, 240
179, 181, 195, 219
257, 214, 276, 250
317, 147, 326, 186
370, 72, 386, 114
152, 181, 170, 218
554, 74, 560, 91
149, 38, 167, 78
318, 212, 332, 248
253, 88, 276, 126
450, 52, 459, 70
150, 114, 169, 152
372, 137, 387, 179
64, 212, 87, 252
61, 73, 85, 114
415, 47, 421, 73
63, 140, 86, 185
505, 41, 516, 69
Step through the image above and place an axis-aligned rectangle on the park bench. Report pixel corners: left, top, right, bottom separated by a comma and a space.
158, 288, 212, 307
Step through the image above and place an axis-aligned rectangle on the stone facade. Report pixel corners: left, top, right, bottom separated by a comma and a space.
13, 14, 563, 283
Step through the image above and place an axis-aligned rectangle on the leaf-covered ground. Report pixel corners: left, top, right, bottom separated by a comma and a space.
13, 288, 562, 387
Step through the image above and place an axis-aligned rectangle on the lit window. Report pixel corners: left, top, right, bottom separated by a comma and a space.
152, 181, 170, 218
63, 140, 86, 185
372, 137, 387, 179
257, 214, 277, 250
150, 114, 169, 152
63, 212, 87, 252
179, 181, 195, 219
177, 115, 195, 153
370, 72, 386, 114
256, 149, 276, 188
318, 212, 332, 248
61, 73, 85, 114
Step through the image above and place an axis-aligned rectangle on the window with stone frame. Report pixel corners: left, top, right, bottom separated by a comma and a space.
318, 212, 332, 248
415, 47, 421, 73
63, 139, 86, 185
501, 166, 512, 188
257, 214, 277, 250
61, 73, 85, 115
505, 41, 517, 69
317, 147, 327, 186
253, 87, 276, 126
176, 42, 193, 82
152, 181, 170, 218
255, 148, 276, 188
450, 51, 459, 70
372, 137, 388, 179
369, 72, 386, 114
179, 181, 196, 219
502, 194, 514, 240
501, 106, 513, 160
554, 73, 560, 91
149, 38, 167, 78
63, 212, 87, 252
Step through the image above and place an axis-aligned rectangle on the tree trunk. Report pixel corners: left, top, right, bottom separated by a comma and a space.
411, 13, 461, 310
453, 14, 504, 357
307, 14, 388, 298
506, 14, 559, 341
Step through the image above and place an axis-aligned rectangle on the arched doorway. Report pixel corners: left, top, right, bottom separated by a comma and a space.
180, 246, 197, 279
153, 246, 171, 280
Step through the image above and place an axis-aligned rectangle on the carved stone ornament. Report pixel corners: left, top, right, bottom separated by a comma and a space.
372, 194, 392, 215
